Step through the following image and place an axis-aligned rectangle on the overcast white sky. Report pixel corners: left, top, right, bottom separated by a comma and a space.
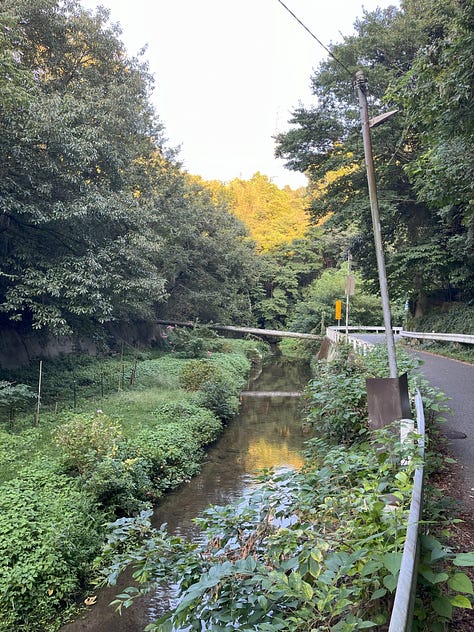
80, 0, 400, 188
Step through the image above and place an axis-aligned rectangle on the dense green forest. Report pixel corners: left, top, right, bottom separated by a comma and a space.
1, 0, 472, 345
0, 0, 261, 338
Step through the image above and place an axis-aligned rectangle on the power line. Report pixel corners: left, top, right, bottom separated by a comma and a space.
276, 0, 353, 79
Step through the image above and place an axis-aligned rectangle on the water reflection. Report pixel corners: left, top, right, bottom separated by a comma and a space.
61, 357, 312, 632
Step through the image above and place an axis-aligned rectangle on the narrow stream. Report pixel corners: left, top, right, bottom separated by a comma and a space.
62, 355, 313, 631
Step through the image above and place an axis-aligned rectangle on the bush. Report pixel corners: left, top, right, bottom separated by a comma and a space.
162, 326, 233, 357
0, 464, 103, 631
179, 360, 220, 391
127, 425, 203, 494
152, 401, 223, 445
0, 381, 36, 427
411, 303, 474, 334
307, 346, 368, 444
54, 412, 122, 474
197, 376, 240, 422
82, 456, 153, 515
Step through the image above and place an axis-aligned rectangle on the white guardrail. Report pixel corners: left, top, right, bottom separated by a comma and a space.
326, 326, 427, 630
388, 390, 425, 632
399, 330, 474, 345
326, 326, 474, 349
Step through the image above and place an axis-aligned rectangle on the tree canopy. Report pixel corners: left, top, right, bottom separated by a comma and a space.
275, 0, 474, 315
0, 0, 260, 336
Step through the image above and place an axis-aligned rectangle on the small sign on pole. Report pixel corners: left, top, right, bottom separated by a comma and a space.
335, 299, 342, 323
345, 275, 356, 295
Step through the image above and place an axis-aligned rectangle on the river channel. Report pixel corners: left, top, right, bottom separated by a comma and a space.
62, 354, 314, 631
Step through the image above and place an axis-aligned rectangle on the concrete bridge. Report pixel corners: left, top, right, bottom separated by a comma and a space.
156, 319, 322, 341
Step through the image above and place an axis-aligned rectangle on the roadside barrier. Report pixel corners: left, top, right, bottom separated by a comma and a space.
326, 326, 427, 631
399, 330, 474, 345
327, 325, 474, 348
388, 389, 425, 631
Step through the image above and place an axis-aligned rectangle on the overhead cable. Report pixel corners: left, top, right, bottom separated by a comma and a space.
276, 0, 353, 79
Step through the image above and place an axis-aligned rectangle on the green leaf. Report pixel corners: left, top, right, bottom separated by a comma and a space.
382, 552, 402, 575
383, 574, 398, 592
301, 581, 314, 601
450, 594, 472, 609
453, 552, 474, 567
420, 569, 449, 585
370, 588, 387, 600
432, 595, 453, 619
448, 572, 474, 594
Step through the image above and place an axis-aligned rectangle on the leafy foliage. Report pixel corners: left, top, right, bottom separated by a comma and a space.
0, 380, 35, 426
99, 432, 421, 631
0, 0, 261, 336
98, 342, 472, 631
0, 463, 103, 631
290, 265, 384, 333
0, 334, 257, 629
275, 0, 474, 314
54, 412, 122, 474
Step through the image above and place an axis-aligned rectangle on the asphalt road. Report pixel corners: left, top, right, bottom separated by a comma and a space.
350, 334, 474, 505
414, 350, 474, 505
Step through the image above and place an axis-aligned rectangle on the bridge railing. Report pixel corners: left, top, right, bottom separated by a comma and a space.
326, 325, 402, 355
326, 325, 474, 350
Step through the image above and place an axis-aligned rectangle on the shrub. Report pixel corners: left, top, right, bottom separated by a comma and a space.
163, 326, 232, 357
0, 464, 103, 631
197, 376, 240, 422
208, 352, 250, 388
127, 425, 203, 494
307, 347, 367, 444
0, 381, 36, 427
82, 456, 153, 515
179, 360, 220, 391
410, 303, 474, 334
152, 401, 223, 445
54, 412, 122, 474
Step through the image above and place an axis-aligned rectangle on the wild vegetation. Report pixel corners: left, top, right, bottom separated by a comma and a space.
0, 327, 267, 630
98, 345, 474, 631
1, 0, 472, 350
0, 0, 473, 628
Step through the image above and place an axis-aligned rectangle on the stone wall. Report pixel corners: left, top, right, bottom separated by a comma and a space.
0, 321, 164, 369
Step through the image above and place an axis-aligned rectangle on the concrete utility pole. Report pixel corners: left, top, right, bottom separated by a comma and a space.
345, 250, 353, 337
355, 71, 398, 379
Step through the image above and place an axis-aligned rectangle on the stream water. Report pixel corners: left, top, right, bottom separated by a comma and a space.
62, 355, 313, 632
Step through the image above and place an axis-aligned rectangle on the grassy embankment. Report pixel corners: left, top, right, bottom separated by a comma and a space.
0, 327, 268, 631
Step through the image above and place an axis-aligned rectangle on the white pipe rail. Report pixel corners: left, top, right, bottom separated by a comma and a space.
388, 390, 425, 632
326, 325, 427, 630
399, 330, 474, 345
326, 326, 474, 351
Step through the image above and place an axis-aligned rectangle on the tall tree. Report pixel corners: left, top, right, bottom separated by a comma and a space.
0, 0, 261, 335
275, 0, 469, 314
0, 0, 169, 333
390, 0, 474, 302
